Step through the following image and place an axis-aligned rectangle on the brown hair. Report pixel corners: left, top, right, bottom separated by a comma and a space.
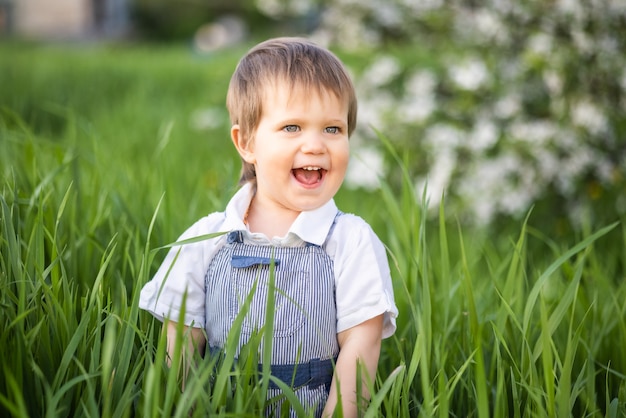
226, 37, 358, 185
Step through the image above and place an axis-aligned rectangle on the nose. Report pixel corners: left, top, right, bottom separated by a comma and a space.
300, 132, 326, 154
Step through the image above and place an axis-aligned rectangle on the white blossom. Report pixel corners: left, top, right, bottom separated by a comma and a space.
508, 119, 558, 144
401, 0, 443, 13
470, 8, 509, 44
493, 93, 522, 119
457, 161, 501, 224
469, 118, 499, 151
317, 9, 380, 50
417, 149, 456, 209
486, 0, 516, 14
556, 0, 586, 21
376, 3, 403, 27
406, 69, 437, 98
345, 145, 385, 190
571, 29, 594, 54
449, 57, 489, 91
398, 96, 435, 123
607, 0, 626, 14
357, 91, 396, 131
534, 148, 560, 181
190, 107, 225, 131
255, 0, 313, 17
527, 33, 553, 57
399, 70, 437, 123
543, 69, 563, 96
361, 56, 402, 88
424, 123, 464, 150
571, 99, 608, 135
473, 8, 504, 38
555, 145, 596, 195
459, 152, 539, 219
595, 160, 616, 185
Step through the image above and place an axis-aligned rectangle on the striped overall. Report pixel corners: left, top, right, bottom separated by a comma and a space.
205, 230, 339, 417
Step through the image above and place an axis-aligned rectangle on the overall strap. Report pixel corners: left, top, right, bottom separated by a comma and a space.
320, 210, 344, 248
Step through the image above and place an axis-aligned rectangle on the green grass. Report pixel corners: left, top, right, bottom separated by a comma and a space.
1, 41, 626, 417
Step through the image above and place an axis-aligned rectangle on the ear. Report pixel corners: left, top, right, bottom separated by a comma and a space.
231, 124, 256, 164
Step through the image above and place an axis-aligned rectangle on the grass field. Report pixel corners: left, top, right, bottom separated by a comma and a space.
1, 40, 625, 417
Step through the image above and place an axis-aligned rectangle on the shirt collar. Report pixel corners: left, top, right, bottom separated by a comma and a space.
289, 199, 338, 246
222, 182, 339, 246
222, 183, 253, 231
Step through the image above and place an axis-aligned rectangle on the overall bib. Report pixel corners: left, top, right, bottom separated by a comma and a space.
205, 228, 339, 416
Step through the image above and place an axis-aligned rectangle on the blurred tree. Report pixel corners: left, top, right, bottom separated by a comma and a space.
307, 0, 626, 232
130, 0, 271, 40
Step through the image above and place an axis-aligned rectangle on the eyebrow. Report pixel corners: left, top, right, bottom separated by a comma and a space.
327, 118, 348, 124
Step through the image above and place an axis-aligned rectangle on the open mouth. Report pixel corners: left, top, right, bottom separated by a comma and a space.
292, 166, 325, 185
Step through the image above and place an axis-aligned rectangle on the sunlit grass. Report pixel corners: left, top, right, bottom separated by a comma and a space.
1, 42, 625, 417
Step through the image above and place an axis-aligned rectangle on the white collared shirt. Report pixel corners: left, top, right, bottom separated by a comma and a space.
139, 183, 398, 338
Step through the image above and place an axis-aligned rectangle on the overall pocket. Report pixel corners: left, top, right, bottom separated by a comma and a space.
230, 259, 310, 338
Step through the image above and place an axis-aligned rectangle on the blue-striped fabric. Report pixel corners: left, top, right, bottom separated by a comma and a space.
205, 230, 339, 417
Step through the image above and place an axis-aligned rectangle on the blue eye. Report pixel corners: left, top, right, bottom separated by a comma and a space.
325, 127, 340, 134
283, 125, 299, 133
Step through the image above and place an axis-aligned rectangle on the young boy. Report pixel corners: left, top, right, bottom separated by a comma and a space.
139, 37, 398, 417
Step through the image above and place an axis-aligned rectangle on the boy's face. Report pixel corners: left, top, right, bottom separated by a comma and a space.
233, 81, 350, 213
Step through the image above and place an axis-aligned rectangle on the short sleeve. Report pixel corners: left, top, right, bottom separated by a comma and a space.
138, 212, 226, 328
329, 214, 398, 338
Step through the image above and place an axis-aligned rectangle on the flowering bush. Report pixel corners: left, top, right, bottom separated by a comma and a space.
256, 0, 626, 228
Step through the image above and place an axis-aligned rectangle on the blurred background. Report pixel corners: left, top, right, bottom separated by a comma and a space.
3, 4, 626, 416
1, 0, 625, 236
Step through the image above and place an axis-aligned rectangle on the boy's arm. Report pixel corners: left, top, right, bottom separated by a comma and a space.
165, 321, 207, 385
323, 314, 384, 417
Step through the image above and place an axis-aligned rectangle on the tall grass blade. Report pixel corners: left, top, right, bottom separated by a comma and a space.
522, 222, 618, 334
457, 221, 489, 418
